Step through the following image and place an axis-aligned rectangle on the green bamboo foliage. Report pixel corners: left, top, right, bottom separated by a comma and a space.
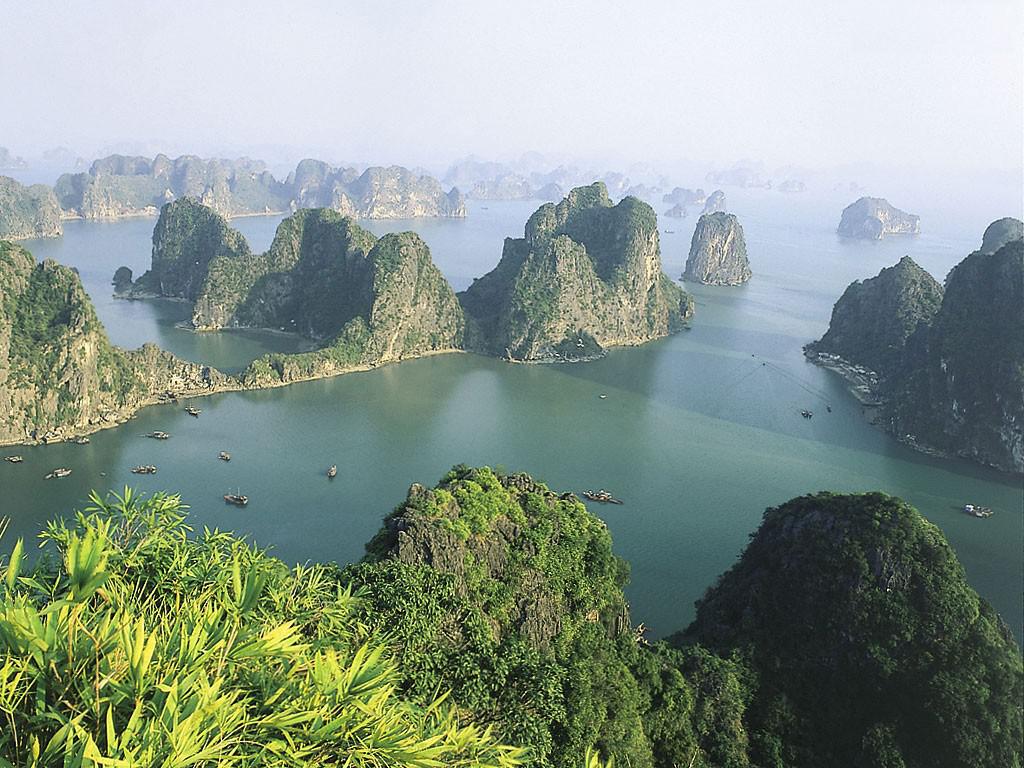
0, 490, 526, 767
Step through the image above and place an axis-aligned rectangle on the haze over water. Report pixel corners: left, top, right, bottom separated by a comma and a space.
5, 178, 1021, 640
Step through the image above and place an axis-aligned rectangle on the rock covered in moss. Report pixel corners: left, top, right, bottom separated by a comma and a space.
459, 182, 693, 361
682, 491, 1023, 768
806, 255, 943, 377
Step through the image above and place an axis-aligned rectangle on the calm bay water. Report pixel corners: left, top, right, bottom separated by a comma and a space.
3, 188, 1022, 639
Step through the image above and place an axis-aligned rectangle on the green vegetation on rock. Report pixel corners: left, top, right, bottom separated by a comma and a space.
0, 239, 230, 446
459, 183, 694, 361
0, 488, 524, 766
1, 470, 1020, 766
679, 491, 1023, 768
0, 176, 62, 240
806, 255, 944, 376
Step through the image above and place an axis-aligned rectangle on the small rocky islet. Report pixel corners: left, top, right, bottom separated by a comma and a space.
837, 196, 920, 239
683, 211, 751, 286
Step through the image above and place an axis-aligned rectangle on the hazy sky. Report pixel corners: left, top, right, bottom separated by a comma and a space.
1, 0, 1021, 173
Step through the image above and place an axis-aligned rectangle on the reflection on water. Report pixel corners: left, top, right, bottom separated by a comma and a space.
6, 189, 1022, 640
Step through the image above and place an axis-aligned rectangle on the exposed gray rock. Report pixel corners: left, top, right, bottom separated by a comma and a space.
684, 212, 751, 285
837, 197, 920, 239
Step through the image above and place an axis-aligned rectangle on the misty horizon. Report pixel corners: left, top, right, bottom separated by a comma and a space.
2, 0, 1022, 184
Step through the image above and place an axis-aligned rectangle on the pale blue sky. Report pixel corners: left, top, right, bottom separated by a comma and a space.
1, 0, 1021, 173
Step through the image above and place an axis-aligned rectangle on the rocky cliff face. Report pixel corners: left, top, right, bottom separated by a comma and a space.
701, 189, 727, 215
54, 154, 290, 220
459, 182, 693, 361
684, 212, 751, 285
287, 161, 466, 218
837, 197, 920, 239
239, 228, 465, 386
663, 203, 687, 219
126, 198, 252, 302
887, 236, 1023, 473
54, 154, 463, 221
0, 176, 62, 240
806, 255, 944, 377
0, 241, 230, 445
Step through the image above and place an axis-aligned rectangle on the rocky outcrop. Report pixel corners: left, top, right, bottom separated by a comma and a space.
458, 182, 694, 361
837, 197, 920, 239
662, 187, 705, 206
111, 266, 133, 294
681, 491, 1023, 768
683, 212, 751, 285
805, 255, 944, 378
887, 235, 1023, 473
359, 466, 630, 651
53, 154, 463, 221
287, 161, 466, 218
0, 176, 62, 240
980, 217, 1023, 254
55, 154, 290, 220
701, 189, 726, 215
0, 241, 231, 446
663, 203, 687, 218
125, 198, 252, 302
467, 174, 534, 200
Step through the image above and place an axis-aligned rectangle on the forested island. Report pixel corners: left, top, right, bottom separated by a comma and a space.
52, 154, 465, 220
459, 182, 693, 361
808, 218, 1024, 473
1, 182, 693, 445
0, 468, 1018, 765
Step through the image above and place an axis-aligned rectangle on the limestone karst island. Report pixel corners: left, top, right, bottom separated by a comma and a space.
0, 3, 1021, 767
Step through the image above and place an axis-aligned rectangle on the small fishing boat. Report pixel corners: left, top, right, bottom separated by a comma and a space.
71, 436, 90, 445
3, 456, 23, 463
800, 409, 814, 419
963, 504, 993, 519
185, 406, 201, 417
224, 494, 248, 507
582, 489, 623, 505
327, 465, 337, 479
146, 431, 171, 440
599, 394, 608, 399
218, 451, 231, 461
131, 465, 157, 474
45, 467, 72, 479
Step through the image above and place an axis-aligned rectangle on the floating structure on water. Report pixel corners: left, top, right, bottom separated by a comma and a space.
146, 431, 171, 440
582, 489, 623, 504
327, 465, 337, 479
963, 504, 993, 519
131, 465, 157, 474
185, 406, 201, 417
70, 436, 89, 445
45, 467, 72, 479
801, 409, 814, 419
218, 451, 232, 461
4, 456, 23, 463
224, 494, 248, 507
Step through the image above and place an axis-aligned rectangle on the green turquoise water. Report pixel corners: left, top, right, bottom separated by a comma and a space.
3, 189, 1021, 640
